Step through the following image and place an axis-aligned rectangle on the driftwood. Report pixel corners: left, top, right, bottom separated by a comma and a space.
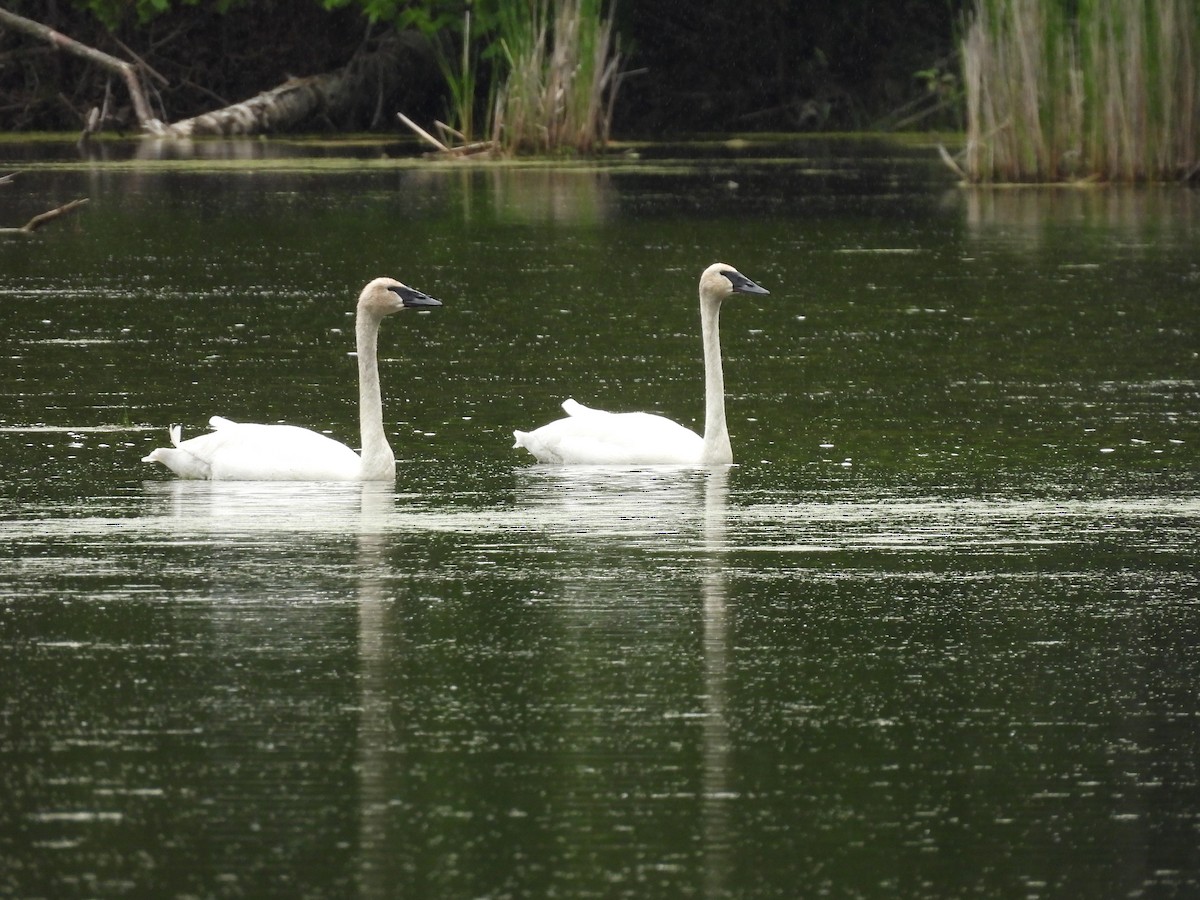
937, 144, 967, 180
1, 173, 89, 237
397, 112, 495, 159
0, 197, 90, 237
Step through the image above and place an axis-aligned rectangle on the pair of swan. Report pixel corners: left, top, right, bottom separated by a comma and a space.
142, 263, 768, 480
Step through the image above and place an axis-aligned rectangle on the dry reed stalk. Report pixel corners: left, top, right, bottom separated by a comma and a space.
962, 0, 1199, 182
492, 0, 621, 156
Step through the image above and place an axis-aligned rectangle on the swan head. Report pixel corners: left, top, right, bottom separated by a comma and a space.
700, 263, 770, 304
358, 277, 443, 318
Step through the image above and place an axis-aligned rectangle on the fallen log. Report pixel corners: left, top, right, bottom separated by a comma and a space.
160, 31, 424, 137
160, 74, 340, 137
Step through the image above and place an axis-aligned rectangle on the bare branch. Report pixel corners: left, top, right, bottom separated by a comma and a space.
0, 7, 164, 134
22, 198, 90, 232
398, 112, 450, 152
1, 198, 90, 237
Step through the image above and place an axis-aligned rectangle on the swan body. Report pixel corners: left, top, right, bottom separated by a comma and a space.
142, 277, 442, 481
513, 263, 769, 465
144, 417, 364, 481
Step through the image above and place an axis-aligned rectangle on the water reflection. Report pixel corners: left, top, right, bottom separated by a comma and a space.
344, 466, 740, 896
135, 139, 288, 163
958, 184, 1199, 243
143, 480, 457, 897
700, 470, 732, 899
487, 169, 614, 226
128, 137, 398, 163
145, 479, 385, 534
512, 465, 715, 545
3, 145, 1198, 897
355, 483, 395, 900
518, 466, 736, 897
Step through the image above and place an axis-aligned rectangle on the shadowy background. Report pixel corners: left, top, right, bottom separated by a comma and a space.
0, 0, 966, 135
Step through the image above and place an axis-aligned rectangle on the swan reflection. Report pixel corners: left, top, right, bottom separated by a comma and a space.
512, 464, 722, 548
144, 467, 736, 896
144, 478, 383, 534
514, 465, 736, 897
701, 469, 733, 898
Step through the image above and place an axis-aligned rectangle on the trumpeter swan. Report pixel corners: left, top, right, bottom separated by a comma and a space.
142, 277, 442, 481
512, 262, 769, 465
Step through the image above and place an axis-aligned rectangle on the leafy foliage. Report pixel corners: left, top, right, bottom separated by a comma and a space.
74, 0, 238, 29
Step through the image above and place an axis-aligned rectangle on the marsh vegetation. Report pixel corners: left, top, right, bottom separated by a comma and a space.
962, 0, 1199, 182
408, 0, 623, 157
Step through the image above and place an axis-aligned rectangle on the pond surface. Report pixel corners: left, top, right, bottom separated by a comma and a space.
1, 137, 1198, 898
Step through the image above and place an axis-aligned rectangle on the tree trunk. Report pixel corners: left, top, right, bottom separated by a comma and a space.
159, 31, 421, 137
160, 73, 340, 137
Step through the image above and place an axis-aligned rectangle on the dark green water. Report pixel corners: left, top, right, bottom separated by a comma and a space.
1, 138, 1198, 898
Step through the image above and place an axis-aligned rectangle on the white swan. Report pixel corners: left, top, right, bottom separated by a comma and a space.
142, 277, 442, 481
513, 262, 769, 465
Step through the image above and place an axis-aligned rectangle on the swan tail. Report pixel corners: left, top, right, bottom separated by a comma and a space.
562, 399, 616, 419
209, 415, 238, 430
512, 430, 530, 449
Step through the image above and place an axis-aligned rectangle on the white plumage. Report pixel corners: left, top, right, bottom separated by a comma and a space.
513, 263, 769, 466
142, 277, 442, 481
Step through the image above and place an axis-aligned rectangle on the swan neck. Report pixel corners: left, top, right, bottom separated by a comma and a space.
700, 296, 732, 464
356, 310, 395, 480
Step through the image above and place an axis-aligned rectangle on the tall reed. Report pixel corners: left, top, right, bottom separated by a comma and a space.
491, 0, 622, 156
398, 4, 485, 144
962, 0, 1199, 182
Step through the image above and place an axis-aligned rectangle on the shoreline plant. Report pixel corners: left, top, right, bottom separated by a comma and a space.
399, 0, 622, 157
961, 0, 1199, 182
491, 0, 622, 156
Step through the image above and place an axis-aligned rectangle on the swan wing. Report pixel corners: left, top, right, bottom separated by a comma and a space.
144, 420, 362, 481
514, 403, 703, 465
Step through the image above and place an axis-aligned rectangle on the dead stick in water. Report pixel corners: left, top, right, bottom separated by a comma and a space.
1, 198, 90, 236
397, 112, 450, 152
